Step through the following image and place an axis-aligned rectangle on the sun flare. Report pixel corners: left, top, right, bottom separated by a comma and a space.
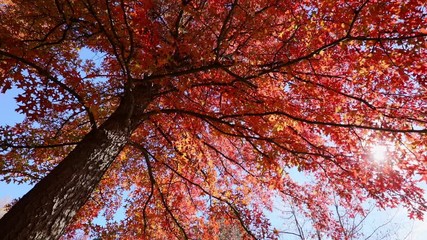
371, 145, 388, 162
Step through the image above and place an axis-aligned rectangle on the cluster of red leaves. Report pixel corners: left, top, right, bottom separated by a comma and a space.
1, 0, 426, 239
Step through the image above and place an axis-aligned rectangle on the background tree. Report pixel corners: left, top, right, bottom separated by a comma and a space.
0, 0, 426, 239
277, 195, 409, 240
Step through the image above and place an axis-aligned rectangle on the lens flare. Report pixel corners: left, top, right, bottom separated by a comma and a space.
371, 145, 387, 162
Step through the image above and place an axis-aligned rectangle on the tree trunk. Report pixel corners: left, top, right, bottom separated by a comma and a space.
0, 100, 137, 240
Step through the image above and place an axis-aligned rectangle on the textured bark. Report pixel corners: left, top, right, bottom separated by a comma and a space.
0, 97, 142, 240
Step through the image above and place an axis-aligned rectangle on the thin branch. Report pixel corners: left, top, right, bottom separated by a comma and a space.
138, 144, 190, 240
0, 141, 79, 150
219, 111, 426, 133
0, 50, 98, 129
130, 140, 258, 239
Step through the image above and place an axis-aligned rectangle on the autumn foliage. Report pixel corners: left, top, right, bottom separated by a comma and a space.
0, 0, 426, 239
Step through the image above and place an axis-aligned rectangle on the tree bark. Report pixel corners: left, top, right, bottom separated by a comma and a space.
0, 99, 139, 240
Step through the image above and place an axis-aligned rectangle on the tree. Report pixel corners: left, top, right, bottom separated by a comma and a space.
0, 0, 426, 239
277, 195, 408, 239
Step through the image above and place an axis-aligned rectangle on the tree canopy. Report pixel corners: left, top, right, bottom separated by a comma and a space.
0, 0, 426, 239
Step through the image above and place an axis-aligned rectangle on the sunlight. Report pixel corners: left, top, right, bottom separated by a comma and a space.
371, 145, 388, 162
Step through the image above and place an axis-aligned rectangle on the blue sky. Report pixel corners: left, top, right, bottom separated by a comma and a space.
0, 88, 34, 217
0, 88, 31, 200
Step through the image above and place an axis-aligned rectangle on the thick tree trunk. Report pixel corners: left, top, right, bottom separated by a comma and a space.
0, 100, 138, 240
